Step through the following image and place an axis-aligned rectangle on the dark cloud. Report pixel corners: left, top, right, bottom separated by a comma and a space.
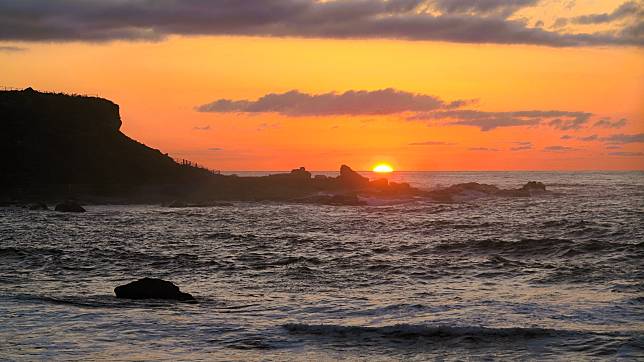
573, 1, 643, 24
560, 134, 574, 140
552, 18, 568, 29
208, 147, 223, 151
593, 117, 627, 129
510, 141, 532, 151
600, 133, 644, 144
411, 110, 591, 131
408, 140, 456, 146
608, 151, 643, 156
0, 0, 641, 47
193, 125, 210, 131
606, 145, 622, 150
431, 0, 538, 17
198, 88, 465, 116
469, 147, 499, 151
544, 145, 577, 152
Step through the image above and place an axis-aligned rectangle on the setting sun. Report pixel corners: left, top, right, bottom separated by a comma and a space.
373, 164, 394, 173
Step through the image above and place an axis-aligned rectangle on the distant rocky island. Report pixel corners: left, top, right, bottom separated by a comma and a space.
0, 88, 547, 207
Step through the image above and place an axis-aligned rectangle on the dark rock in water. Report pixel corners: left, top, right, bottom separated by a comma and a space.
338, 164, 370, 189
28, 202, 49, 210
427, 181, 548, 202
427, 182, 499, 202
522, 181, 546, 192
54, 201, 85, 213
114, 277, 195, 301
289, 167, 311, 180
166, 200, 234, 208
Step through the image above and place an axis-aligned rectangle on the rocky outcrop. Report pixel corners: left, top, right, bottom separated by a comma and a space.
54, 201, 86, 213
166, 200, 234, 208
338, 165, 370, 189
427, 182, 548, 202
114, 277, 195, 301
28, 202, 48, 210
522, 181, 546, 192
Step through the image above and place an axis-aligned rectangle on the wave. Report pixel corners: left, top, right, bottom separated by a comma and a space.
5, 292, 211, 309
0, 246, 63, 257
282, 323, 581, 341
434, 238, 642, 258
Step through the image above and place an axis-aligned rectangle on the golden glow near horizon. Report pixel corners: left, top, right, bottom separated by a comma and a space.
0, 0, 641, 171
373, 164, 394, 173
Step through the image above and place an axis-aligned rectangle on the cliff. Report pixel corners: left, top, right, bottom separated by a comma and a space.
0, 88, 212, 198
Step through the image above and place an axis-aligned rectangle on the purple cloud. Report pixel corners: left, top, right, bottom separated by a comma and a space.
198, 88, 466, 116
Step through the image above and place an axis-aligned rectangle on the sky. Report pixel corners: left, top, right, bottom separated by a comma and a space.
1, 0, 643, 171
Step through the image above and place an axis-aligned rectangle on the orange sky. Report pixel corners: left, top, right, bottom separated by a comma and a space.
1, 1, 642, 170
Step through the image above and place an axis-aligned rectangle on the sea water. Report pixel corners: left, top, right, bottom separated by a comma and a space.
1, 171, 642, 360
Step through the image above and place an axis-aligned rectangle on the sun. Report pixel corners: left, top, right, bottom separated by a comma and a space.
373, 163, 394, 173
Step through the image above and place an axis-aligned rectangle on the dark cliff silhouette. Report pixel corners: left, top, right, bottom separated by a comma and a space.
1, 88, 212, 201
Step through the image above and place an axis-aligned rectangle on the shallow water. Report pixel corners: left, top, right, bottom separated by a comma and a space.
1, 172, 643, 360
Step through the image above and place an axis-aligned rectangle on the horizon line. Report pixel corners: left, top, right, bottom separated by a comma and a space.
220, 169, 644, 173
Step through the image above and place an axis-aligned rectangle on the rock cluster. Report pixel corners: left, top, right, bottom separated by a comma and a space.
426, 181, 548, 202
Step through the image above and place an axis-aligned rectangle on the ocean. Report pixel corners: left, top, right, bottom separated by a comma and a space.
1, 171, 642, 360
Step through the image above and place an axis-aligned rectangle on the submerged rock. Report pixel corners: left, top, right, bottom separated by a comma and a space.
28, 202, 49, 210
54, 201, 85, 213
427, 181, 548, 202
114, 277, 195, 301
522, 181, 546, 192
166, 200, 234, 208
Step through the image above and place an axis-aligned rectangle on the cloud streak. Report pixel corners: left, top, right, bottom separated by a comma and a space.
600, 133, 644, 144
469, 147, 499, 151
608, 151, 643, 156
408, 140, 456, 146
0, 45, 25, 52
0, 0, 641, 47
593, 118, 627, 129
544, 145, 577, 152
510, 141, 532, 151
410, 110, 592, 131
